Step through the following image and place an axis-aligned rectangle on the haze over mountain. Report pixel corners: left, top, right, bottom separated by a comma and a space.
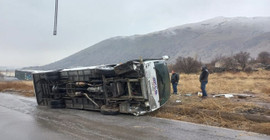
32, 17, 270, 70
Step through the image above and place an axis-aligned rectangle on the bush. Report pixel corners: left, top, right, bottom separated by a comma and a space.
172, 57, 201, 74
234, 52, 250, 71
257, 51, 270, 65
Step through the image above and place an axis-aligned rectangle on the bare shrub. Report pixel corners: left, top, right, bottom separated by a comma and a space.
257, 51, 270, 65
234, 52, 250, 71
222, 56, 238, 71
172, 57, 201, 74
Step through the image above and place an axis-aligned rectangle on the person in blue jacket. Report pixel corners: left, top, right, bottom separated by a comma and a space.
171, 70, 179, 94
199, 66, 209, 98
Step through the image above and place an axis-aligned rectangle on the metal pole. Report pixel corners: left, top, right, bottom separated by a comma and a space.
53, 0, 58, 35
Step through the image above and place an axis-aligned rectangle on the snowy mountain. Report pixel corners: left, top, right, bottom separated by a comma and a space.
34, 17, 270, 70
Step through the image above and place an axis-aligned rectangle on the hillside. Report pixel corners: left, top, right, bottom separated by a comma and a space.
35, 17, 270, 70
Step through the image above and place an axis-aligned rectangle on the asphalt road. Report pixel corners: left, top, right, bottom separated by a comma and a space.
0, 93, 269, 140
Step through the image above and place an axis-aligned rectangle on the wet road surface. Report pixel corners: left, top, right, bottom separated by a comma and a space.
0, 93, 269, 140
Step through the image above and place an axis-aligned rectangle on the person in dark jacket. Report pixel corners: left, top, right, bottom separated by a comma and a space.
199, 66, 209, 98
171, 70, 179, 94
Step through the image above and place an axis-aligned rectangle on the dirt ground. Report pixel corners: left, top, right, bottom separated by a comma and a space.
0, 71, 270, 135
150, 70, 270, 135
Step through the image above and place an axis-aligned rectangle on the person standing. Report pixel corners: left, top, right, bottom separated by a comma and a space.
171, 70, 179, 94
199, 66, 209, 98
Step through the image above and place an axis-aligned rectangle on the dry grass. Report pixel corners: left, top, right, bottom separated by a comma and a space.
150, 70, 270, 135
0, 81, 34, 97
179, 70, 270, 95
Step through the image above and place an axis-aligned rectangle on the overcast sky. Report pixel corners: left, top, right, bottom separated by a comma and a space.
0, 0, 270, 68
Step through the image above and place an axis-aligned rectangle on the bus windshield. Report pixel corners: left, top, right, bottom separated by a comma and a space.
154, 61, 171, 106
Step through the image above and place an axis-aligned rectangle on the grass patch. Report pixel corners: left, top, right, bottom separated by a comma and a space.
0, 81, 34, 97
150, 70, 270, 135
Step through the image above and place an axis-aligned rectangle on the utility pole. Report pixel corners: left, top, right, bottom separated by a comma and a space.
53, 0, 58, 35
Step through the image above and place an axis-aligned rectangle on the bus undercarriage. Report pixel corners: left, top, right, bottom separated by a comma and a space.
33, 58, 170, 116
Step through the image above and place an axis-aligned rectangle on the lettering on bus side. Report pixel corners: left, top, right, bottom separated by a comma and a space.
152, 77, 158, 95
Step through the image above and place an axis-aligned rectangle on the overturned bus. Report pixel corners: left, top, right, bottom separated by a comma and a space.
33, 56, 170, 116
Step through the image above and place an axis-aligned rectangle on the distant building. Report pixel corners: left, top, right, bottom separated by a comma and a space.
15, 70, 34, 80
214, 61, 225, 68
214, 61, 226, 73
0, 70, 15, 77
